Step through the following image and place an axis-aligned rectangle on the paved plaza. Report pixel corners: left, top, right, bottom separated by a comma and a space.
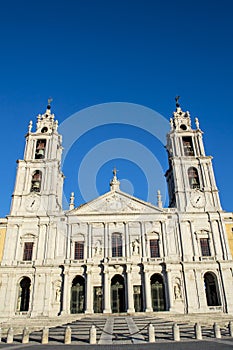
1, 339, 233, 350
1, 314, 233, 349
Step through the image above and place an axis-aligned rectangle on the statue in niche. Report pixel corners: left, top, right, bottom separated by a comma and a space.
174, 280, 182, 300
132, 239, 140, 255
55, 283, 61, 302
94, 240, 102, 256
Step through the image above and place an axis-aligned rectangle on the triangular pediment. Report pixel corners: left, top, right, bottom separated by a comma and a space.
67, 190, 164, 215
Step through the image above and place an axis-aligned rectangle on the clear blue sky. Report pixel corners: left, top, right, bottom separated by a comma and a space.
0, 0, 233, 216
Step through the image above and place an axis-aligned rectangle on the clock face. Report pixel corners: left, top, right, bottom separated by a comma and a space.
25, 194, 40, 212
190, 191, 205, 208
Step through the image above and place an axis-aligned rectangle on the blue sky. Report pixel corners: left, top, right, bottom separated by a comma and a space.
0, 0, 233, 216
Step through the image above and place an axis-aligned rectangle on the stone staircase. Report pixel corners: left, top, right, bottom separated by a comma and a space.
1, 313, 233, 345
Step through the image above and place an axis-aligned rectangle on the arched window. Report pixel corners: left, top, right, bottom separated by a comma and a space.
204, 272, 221, 306
30, 170, 42, 192
151, 274, 166, 311
112, 233, 122, 257
70, 276, 85, 314
17, 277, 31, 312
188, 167, 200, 189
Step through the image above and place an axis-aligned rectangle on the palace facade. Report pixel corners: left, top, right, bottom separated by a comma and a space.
0, 101, 233, 319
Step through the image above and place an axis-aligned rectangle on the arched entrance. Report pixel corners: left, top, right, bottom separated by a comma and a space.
111, 275, 125, 313
18, 277, 31, 312
70, 276, 85, 314
151, 274, 166, 311
204, 272, 221, 306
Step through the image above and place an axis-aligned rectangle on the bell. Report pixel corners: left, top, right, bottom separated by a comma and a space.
33, 181, 40, 189
37, 149, 44, 156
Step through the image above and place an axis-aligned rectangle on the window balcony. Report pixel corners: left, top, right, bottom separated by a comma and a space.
147, 257, 163, 263
200, 256, 215, 261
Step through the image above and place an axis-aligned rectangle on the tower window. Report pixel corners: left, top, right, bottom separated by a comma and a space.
180, 124, 187, 131
200, 238, 211, 256
74, 241, 84, 260
150, 239, 160, 258
112, 233, 122, 257
23, 242, 33, 261
35, 139, 46, 159
188, 167, 200, 189
182, 137, 194, 156
30, 170, 42, 193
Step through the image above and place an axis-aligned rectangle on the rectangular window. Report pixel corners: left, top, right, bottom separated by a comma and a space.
150, 239, 160, 258
200, 238, 211, 256
74, 241, 84, 260
112, 233, 122, 257
23, 242, 33, 261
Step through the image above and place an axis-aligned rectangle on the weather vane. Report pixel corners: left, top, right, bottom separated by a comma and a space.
48, 98, 53, 106
175, 95, 180, 108
113, 167, 118, 177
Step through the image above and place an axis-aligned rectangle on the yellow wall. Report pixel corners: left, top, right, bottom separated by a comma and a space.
0, 219, 7, 262
225, 213, 233, 257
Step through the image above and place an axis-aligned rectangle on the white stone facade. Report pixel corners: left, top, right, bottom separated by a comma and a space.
0, 100, 233, 319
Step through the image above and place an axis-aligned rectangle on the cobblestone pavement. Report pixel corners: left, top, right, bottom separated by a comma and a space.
1, 339, 233, 350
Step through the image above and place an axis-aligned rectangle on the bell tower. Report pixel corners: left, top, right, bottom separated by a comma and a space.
165, 97, 221, 212
10, 100, 64, 216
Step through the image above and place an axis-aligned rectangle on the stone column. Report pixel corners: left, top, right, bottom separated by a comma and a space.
65, 224, 71, 263
103, 268, 111, 313
189, 221, 199, 261
166, 268, 173, 310
104, 223, 108, 258
140, 222, 146, 260
160, 221, 166, 256
61, 270, 69, 315
124, 222, 130, 258
85, 268, 93, 314
144, 268, 152, 312
126, 265, 134, 313
87, 223, 92, 259
42, 273, 51, 316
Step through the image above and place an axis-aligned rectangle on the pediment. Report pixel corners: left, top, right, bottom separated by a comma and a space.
68, 190, 164, 215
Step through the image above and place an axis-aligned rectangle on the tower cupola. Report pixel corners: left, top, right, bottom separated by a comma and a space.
170, 96, 192, 132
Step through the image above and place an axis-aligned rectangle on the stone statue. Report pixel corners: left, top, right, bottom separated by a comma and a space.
195, 117, 200, 129
132, 239, 140, 255
28, 120, 33, 133
94, 240, 102, 256
55, 285, 61, 302
174, 283, 181, 300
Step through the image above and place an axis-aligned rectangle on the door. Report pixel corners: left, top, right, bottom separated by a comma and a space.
93, 287, 103, 313
70, 276, 85, 314
151, 274, 166, 311
111, 275, 125, 313
133, 285, 142, 312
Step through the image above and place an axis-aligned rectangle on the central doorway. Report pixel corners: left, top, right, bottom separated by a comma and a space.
18, 277, 31, 312
151, 274, 166, 311
111, 274, 125, 313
